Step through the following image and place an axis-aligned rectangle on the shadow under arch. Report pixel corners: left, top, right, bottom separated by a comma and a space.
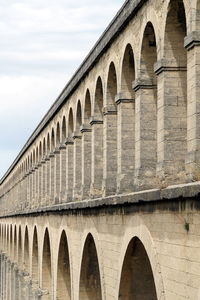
56, 230, 71, 299
118, 237, 157, 300
41, 228, 52, 298
79, 233, 102, 300
31, 226, 39, 285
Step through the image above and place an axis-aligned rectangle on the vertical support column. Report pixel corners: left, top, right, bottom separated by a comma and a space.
45, 155, 50, 206
102, 105, 118, 196
49, 152, 55, 206
73, 132, 82, 201
90, 118, 103, 198
185, 32, 200, 181
115, 94, 135, 193
155, 59, 187, 185
41, 158, 46, 207
81, 124, 92, 199
133, 79, 157, 190
54, 148, 60, 204
37, 163, 42, 208
59, 144, 67, 202
65, 138, 74, 202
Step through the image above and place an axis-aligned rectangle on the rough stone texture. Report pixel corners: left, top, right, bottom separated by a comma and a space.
1, 0, 200, 299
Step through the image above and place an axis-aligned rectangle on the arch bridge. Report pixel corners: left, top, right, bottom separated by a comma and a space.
1, 0, 200, 299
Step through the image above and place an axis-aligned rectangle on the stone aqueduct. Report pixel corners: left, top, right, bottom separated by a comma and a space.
1, 0, 200, 299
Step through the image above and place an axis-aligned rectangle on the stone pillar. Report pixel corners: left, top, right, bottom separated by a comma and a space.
59, 144, 67, 202
90, 118, 103, 198
41, 159, 46, 207
65, 138, 74, 202
115, 94, 135, 193
49, 152, 55, 206
102, 105, 118, 196
45, 155, 50, 207
185, 32, 200, 181
133, 79, 157, 190
73, 132, 82, 201
81, 124, 92, 200
37, 163, 42, 208
54, 148, 60, 204
155, 59, 187, 185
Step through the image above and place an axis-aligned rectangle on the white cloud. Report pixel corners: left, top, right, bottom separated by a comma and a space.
0, 0, 125, 178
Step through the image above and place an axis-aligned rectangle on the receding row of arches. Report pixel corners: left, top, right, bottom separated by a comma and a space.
0, 223, 158, 299
1, 0, 191, 199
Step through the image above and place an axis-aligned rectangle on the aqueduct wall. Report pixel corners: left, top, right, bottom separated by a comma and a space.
1, 0, 200, 299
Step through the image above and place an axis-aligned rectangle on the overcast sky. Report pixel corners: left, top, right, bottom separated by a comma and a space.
0, 0, 125, 179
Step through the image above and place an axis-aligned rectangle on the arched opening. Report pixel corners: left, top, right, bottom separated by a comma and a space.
91, 77, 104, 197
23, 227, 29, 272
51, 128, 55, 152
13, 226, 17, 261
41, 229, 52, 298
61, 116, 67, 142
159, 0, 187, 180
79, 234, 102, 300
66, 108, 74, 201
76, 101, 82, 131
121, 44, 135, 99
56, 231, 71, 299
82, 91, 92, 199
68, 108, 74, 137
18, 226, 22, 268
32, 227, 39, 284
119, 237, 157, 300
135, 22, 157, 188
103, 62, 118, 196
56, 123, 61, 146
118, 44, 135, 192
43, 138, 46, 157
47, 134, 50, 154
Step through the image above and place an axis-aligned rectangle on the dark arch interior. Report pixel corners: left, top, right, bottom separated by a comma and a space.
18, 227, 22, 266
119, 237, 157, 300
94, 77, 103, 120
121, 44, 135, 98
32, 227, 39, 283
79, 234, 102, 300
76, 101, 82, 129
107, 63, 117, 107
68, 109, 74, 137
42, 229, 52, 297
56, 231, 71, 299
62, 117, 66, 141
24, 227, 29, 272
56, 123, 60, 145
85, 91, 92, 122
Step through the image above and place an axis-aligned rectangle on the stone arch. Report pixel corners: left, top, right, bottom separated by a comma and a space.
41, 228, 52, 298
56, 230, 71, 300
76, 100, 82, 131
33, 149, 36, 165
56, 122, 61, 146
18, 226, 22, 267
23, 226, 29, 272
68, 108, 74, 137
36, 146, 39, 163
13, 225, 17, 261
61, 116, 67, 142
51, 128, 55, 151
84, 89, 92, 123
116, 219, 165, 300
39, 141, 42, 161
79, 233, 102, 300
106, 62, 118, 107
120, 43, 135, 99
94, 76, 103, 120
43, 137, 46, 157
47, 133, 50, 154
31, 226, 39, 284
118, 237, 157, 300
159, 0, 187, 180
